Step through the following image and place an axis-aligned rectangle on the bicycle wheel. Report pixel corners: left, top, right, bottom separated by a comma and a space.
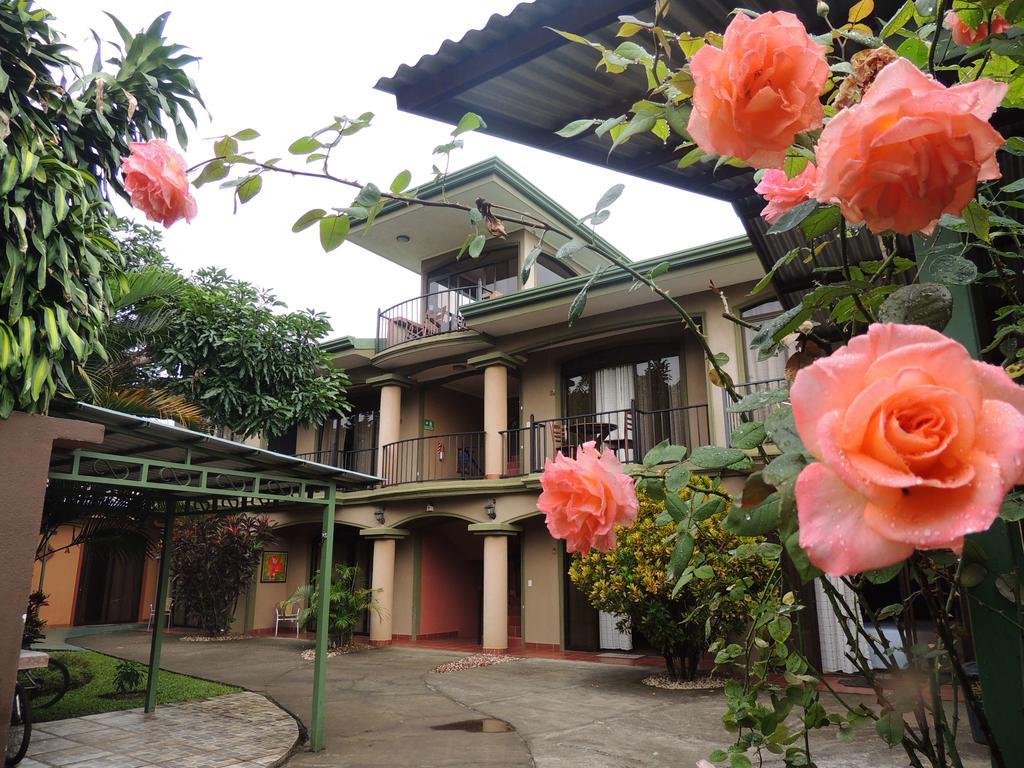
30, 658, 70, 709
5, 683, 31, 767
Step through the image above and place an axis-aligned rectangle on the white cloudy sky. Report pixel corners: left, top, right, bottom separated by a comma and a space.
44, 1, 743, 339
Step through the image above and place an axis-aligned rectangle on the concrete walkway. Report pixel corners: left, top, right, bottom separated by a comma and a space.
77, 632, 990, 768
22, 691, 297, 768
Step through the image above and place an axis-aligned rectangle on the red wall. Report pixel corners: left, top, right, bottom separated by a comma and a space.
419, 530, 480, 640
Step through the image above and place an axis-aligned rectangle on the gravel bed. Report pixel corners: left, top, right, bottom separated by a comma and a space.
299, 643, 368, 661
180, 634, 247, 642
433, 654, 525, 674
641, 674, 726, 690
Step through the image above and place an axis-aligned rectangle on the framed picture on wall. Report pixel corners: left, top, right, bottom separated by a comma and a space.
260, 551, 288, 583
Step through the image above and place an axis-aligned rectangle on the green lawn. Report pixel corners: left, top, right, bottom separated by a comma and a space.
23, 650, 240, 722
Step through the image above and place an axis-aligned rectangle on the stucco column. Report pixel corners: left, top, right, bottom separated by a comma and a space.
469, 352, 525, 480
469, 522, 521, 654
0, 412, 104, 750
360, 527, 408, 646
368, 374, 412, 484
483, 365, 507, 479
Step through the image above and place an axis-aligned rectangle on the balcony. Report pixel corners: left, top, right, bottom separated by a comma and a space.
501, 403, 711, 477
379, 431, 486, 486
295, 447, 376, 476
722, 378, 788, 446
376, 288, 492, 353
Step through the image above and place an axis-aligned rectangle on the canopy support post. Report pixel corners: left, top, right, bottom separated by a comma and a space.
145, 499, 175, 713
310, 483, 337, 752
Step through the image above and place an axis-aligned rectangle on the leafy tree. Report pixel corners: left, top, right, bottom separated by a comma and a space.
21, 590, 47, 648
0, 4, 201, 417
171, 514, 276, 635
154, 268, 350, 438
570, 485, 774, 680
291, 564, 378, 648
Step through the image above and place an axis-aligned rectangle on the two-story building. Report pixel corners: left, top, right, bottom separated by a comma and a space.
251, 157, 785, 654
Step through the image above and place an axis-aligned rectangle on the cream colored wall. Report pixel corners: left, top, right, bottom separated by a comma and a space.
392, 536, 415, 637
399, 387, 420, 441
422, 385, 483, 436
519, 349, 559, 422
521, 515, 561, 646
246, 525, 313, 632
295, 425, 318, 455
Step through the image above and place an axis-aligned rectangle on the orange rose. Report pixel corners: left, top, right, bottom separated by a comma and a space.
687, 12, 828, 169
754, 163, 817, 225
944, 10, 1012, 46
121, 139, 198, 228
792, 324, 1024, 576
815, 58, 1007, 235
538, 441, 639, 553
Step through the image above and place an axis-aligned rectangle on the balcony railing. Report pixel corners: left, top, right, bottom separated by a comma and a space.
295, 447, 377, 476
376, 287, 487, 353
501, 403, 711, 477
723, 378, 789, 446
379, 431, 486, 486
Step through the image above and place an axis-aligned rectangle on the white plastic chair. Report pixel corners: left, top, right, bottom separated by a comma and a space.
147, 597, 173, 631
275, 601, 302, 637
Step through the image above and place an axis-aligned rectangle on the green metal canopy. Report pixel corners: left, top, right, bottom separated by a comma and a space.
45, 401, 380, 753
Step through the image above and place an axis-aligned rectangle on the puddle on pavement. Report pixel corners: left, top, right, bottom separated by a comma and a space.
431, 718, 514, 733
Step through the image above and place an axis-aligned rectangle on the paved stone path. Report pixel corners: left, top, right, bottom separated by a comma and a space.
22, 691, 298, 768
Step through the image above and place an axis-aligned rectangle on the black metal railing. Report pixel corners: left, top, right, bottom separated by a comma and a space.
376, 287, 485, 353
723, 378, 788, 446
295, 447, 377, 476
526, 403, 711, 473
500, 427, 530, 478
379, 431, 486, 486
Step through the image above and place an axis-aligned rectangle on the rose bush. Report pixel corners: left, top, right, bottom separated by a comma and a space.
687, 11, 829, 168
538, 440, 638, 552
943, 10, 1012, 46
121, 139, 198, 228
814, 59, 1006, 235
792, 323, 1024, 575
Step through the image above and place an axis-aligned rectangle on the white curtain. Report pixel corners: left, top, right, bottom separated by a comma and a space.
599, 611, 633, 651
814, 575, 872, 674
594, 365, 634, 459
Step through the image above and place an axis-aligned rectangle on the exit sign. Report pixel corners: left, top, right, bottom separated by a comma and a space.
423, 419, 435, 431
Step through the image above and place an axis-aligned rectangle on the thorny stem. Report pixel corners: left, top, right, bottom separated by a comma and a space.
929, 0, 950, 76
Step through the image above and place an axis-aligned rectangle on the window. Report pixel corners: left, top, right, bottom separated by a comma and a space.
534, 255, 575, 287
426, 246, 518, 300
740, 300, 788, 383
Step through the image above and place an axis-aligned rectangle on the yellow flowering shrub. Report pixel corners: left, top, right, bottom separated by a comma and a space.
569, 480, 773, 680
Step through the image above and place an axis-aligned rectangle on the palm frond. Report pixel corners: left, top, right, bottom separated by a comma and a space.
97, 386, 206, 427
113, 266, 187, 310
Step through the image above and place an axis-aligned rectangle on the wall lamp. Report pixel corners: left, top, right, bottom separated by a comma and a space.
374, 507, 386, 525
485, 498, 496, 520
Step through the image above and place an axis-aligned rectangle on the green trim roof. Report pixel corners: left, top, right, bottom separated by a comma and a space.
322, 335, 376, 354
353, 156, 627, 262
459, 234, 752, 318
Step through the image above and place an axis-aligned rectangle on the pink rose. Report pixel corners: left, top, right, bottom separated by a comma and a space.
815, 58, 1006, 236
754, 164, 817, 225
687, 12, 829, 169
121, 139, 198, 228
792, 324, 1024, 576
944, 10, 1012, 46
538, 441, 639, 553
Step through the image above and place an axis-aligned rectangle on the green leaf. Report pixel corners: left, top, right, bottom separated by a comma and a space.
568, 269, 601, 326
609, 114, 656, 154
880, 0, 915, 38
690, 445, 747, 469
665, 464, 692, 493
730, 387, 790, 413
724, 493, 781, 536
668, 532, 695, 578
752, 247, 801, 295
799, 206, 842, 239
390, 169, 412, 194
1004, 136, 1024, 156
768, 615, 793, 643
644, 440, 688, 466
522, 244, 543, 283
319, 214, 350, 252
468, 234, 486, 259
864, 563, 905, 584
555, 119, 599, 138
595, 183, 625, 212
694, 564, 715, 580
556, 239, 587, 260
928, 254, 978, 285
214, 136, 238, 157
292, 208, 326, 233
649, 261, 670, 279
878, 283, 953, 331
766, 199, 819, 235
693, 496, 727, 521
452, 112, 486, 137
193, 160, 229, 188
236, 175, 262, 204
233, 128, 260, 141
963, 201, 991, 242
730, 421, 766, 449
355, 183, 382, 209
875, 712, 905, 747
764, 407, 804, 453
288, 136, 321, 155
